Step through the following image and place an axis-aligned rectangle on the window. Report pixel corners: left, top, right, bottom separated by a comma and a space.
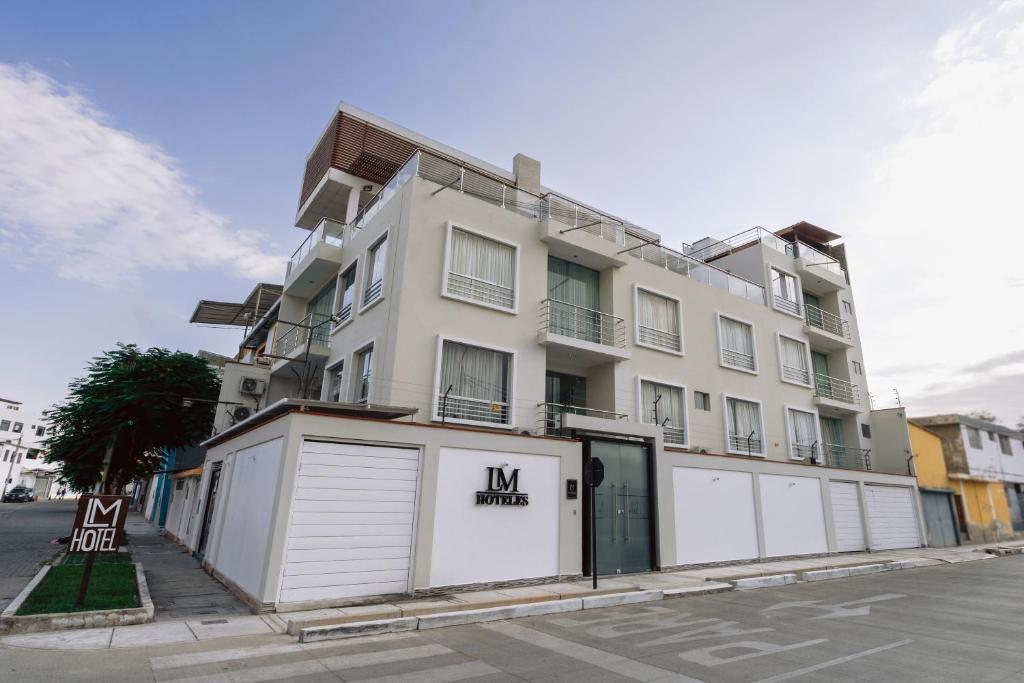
2, 450, 8, 462
363, 235, 388, 307
966, 426, 982, 449
718, 315, 756, 372
12, 422, 22, 433
771, 268, 801, 316
636, 288, 682, 353
778, 335, 811, 385
354, 345, 373, 403
0, 420, 8, 431
999, 434, 1013, 456
34, 426, 45, 437
787, 408, 819, 460
852, 360, 863, 376
725, 396, 764, 455
26, 449, 38, 459
988, 431, 996, 441
445, 227, 516, 311
336, 265, 357, 324
861, 423, 872, 439
694, 392, 711, 411
639, 380, 686, 446
435, 339, 513, 426
842, 300, 853, 315
15, 453, 21, 463
326, 361, 344, 402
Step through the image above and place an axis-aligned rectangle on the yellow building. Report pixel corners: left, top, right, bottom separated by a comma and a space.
909, 421, 1015, 544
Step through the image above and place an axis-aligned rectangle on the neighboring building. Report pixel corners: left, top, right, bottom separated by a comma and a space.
912, 414, 1024, 540
174, 103, 926, 612
0, 396, 58, 498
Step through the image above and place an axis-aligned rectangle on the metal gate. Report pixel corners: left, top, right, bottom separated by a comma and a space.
920, 489, 959, 547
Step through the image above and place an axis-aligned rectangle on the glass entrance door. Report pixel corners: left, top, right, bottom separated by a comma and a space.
588, 440, 653, 575
196, 464, 222, 558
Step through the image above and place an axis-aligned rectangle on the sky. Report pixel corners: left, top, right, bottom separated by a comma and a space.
0, 0, 1021, 425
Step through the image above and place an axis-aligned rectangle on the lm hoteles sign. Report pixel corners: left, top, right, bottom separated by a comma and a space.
475, 466, 529, 506
68, 495, 130, 553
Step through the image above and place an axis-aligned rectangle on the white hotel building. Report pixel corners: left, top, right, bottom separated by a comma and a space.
178, 104, 925, 612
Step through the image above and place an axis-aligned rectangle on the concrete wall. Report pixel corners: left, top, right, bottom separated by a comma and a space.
870, 408, 914, 476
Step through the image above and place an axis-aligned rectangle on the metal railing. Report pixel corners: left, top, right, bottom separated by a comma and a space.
773, 294, 801, 316
687, 226, 796, 262
663, 425, 687, 446
351, 152, 421, 231
804, 304, 851, 339
446, 272, 514, 309
418, 152, 540, 219
823, 443, 872, 471
814, 373, 860, 404
287, 218, 346, 276
364, 279, 383, 306
782, 363, 811, 385
791, 442, 819, 461
274, 312, 332, 357
728, 433, 764, 455
721, 348, 756, 371
438, 394, 510, 425
795, 241, 846, 279
638, 325, 681, 352
539, 299, 626, 349
537, 403, 627, 436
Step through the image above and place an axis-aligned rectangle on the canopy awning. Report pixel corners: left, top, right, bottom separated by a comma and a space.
190, 283, 282, 327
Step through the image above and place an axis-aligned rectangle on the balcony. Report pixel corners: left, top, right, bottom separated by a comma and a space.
823, 443, 872, 471
437, 393, 510, 427
813, 373, 861, 413
284, 219, 347, 298
794, 241, 848, 292
804, 304, 853, 350
687, 226, 796, 262
537, 403, 628, 436
271, 312, 332, 369
537, 299, 630, 365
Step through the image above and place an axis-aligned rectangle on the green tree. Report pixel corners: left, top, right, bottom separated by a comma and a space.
45, 344, 219, 493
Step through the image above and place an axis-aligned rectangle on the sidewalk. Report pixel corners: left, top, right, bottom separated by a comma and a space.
3, 538, 1021, 651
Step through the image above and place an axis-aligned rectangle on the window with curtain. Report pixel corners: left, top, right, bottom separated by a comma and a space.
364, 235, 388, 306
327, 360, 344, 402
336, 265, 357, 323
547, 257, 602, 343
436, 340, 512, 425
637, 290, 681, 352
779, 336, 810, 385
771, 269, 800, 315
640, 380, 686, 445
355, 346, 373, 403
306, 279, 336, 346
999, 434, 1013, 456
446, 228, 516, 310
788, 408, 818, 460
726, 397, 763, 454
719, 316, 756, 371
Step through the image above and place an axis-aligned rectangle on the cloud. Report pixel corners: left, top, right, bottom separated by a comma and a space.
850, 2, 1024, 423
0, 64, 284, 286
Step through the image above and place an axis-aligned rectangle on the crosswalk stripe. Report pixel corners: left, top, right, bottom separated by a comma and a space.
162, 659, 328, 683
354, 661, 500, 683
320, 643, 453, 671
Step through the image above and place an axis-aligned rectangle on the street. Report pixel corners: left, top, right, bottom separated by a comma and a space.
3, 555, 1024, 682
0, 500, 77, 612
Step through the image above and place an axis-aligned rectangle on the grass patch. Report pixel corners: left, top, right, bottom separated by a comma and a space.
16, 563, 140, 615
61, 552, 133, 566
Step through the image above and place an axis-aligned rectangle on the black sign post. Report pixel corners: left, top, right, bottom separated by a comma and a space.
583, 458, 605, 590
68, 495, 130, 608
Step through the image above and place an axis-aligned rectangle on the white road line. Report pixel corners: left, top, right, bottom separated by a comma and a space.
354, 661, 500, 683
162, 659, 329, 683
320, 643, 453, 670
483, 621, 709, 683
751, 639, 915, 683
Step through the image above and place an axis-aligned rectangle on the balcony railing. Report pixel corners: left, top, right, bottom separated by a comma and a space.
638, 325, 681, 352
351, 152, 422, 231
795, 241, 846, 279
663, 425, 687, 446
728, 433, 764, 455
814, 373, 860, 404
823, 443, 871, 471
539, 299, 626, 349
687, 226, 796, 262
782, 363, 811, 385
274, 312, 332, 357
791, 442, 819, 461
537, 403, 627, 436
804, 304, 851, 339
438, 393, 510, 426
722, 348, 756, 371
773, 294, 801, 316
287, 218, 345, 276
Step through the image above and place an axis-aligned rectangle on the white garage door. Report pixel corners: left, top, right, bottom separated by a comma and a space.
865, 485, 921, 550
829, 481, 866, 552
280, 441, 420, 604
760, 475, 828, 557
674, 468, 758, 565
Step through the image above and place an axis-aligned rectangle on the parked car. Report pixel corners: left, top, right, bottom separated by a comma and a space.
2, 486, 34, 503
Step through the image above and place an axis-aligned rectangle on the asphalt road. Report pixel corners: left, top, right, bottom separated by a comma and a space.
3, 553, 1024, 682
0, 500, 77, 611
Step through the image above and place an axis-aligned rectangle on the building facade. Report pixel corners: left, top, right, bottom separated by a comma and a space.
175, 103, 926, 611
0, 397, 57, 497
912, 414, 1024, 540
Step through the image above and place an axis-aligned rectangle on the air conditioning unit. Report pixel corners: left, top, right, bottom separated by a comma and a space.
231, 405, 252, 423
239, 377, 266, 396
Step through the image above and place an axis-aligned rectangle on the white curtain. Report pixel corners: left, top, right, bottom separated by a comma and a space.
328, 361, 344, 402
450, 229, 514, 287
638, 290, 679, 333
728, 397, 762, 442
440, 341, 510, 403
789, 409, 816, 447
640, 381, 684, 428
720, 317, 753, 355
356, 347, 373, 401
781, 337, 808, 371
367, 237, 388, 285
772, 269, 797, 302
337, 267, 356, 315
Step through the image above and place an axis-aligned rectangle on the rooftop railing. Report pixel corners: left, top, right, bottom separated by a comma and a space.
814, 373, 860, 405
539, 299, 626, 349
687, 226, 795, 262
287, 218, 346, 276
274, 312, 332, 357
795, 241, 846, 279
805, 304, 851, 339
537, 402, 628, 436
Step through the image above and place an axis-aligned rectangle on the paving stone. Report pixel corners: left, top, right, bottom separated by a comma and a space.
110, 621, 195, 648
396, 598, 464, 617
1, 626, 113, 650
184, 615, 275, 640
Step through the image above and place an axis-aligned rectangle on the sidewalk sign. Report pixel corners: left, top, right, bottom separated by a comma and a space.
68, 495, 130, 607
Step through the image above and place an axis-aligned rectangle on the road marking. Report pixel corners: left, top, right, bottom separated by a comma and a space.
161, 659, 329, 682
319, 643, 453, 670
356, 661, 499, 682
761, 594, 906, 619
750, 639, 914, 682
679, 639, 827, 666
483, 621, 709, 682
